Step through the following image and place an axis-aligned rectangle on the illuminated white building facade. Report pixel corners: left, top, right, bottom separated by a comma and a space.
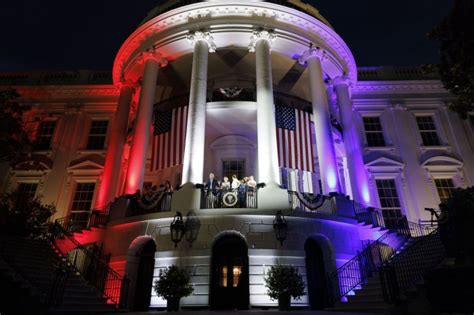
1, 0, 473, 311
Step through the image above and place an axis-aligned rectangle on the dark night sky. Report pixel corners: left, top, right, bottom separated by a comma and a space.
0, 0, 452, 72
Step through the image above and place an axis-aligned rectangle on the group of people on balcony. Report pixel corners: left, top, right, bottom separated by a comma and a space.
128, 181, 174, 215
203, 173, 258, 208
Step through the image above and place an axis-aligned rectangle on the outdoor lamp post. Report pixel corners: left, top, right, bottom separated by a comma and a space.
170, 211, 185, 247
273, 210, 288, 246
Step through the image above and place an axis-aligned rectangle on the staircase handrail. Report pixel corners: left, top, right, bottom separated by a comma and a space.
327, 217, 434, 305
50, 221, 128, 308
379, 228, 444, 304
55, 205, 111, 234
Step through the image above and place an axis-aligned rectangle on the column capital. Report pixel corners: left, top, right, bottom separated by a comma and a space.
187, 31, 216, 53
138, 49, 168, 67
331, 75, 353, 88
298, 47, 327, 65
248, 29, 277, 52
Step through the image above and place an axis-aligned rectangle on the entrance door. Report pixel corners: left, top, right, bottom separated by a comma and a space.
132, 240, 156, 311
210, 235, 249, 310
305, 238, 328, 310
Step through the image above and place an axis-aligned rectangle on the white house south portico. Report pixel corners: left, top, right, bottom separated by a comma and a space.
2, 0, 472, 312
108, 1, 357, 209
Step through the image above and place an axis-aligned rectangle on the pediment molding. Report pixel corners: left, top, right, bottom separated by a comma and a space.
366, 156, 404, 168
68, 154, 105, 171
14, 154, 53, 171
421, 155, 463, 172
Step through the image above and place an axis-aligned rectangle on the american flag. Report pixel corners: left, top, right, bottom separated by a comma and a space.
276, 105, 315, 172
151, 106, 188, 171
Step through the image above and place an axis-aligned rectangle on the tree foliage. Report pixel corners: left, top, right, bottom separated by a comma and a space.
439, 186, 474, 264
153, 265, 194, 300
429, 0, 474, 118
0, 192, 56, 237
264, 265, 305, 300
0, 89, 32, 164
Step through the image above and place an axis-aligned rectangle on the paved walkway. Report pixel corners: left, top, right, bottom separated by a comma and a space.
113, 311, 371, 315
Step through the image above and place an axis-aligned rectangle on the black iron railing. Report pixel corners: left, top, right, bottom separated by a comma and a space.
200, 187, 258, 209
50, 223, 129, 308
379, 228, 445, 304
327, 229, 404, 305
0, 238, 68, 307
327, 217, 436, 305
127, 191, 173, 216
56, 209, 109, 234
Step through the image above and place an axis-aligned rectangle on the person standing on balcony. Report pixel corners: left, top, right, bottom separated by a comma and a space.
205, 173, 219, 208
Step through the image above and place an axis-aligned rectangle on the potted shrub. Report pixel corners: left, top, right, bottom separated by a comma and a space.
153, 265, 194, 311
265, 265, 305, 311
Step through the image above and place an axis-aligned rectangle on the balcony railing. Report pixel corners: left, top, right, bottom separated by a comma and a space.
126, 192, 173, 217
288, 191, 335, 214
199, 187, 258, 209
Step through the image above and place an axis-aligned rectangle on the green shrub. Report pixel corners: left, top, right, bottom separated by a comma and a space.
153, 265, 194, 301
264, 265, 305, 300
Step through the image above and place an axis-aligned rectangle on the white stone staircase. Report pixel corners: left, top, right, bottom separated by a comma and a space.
326, 234, 420, 313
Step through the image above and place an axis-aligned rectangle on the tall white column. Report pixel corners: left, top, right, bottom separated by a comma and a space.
182, 31, 215, 185
333, 76, 373, 205
249, 30, 280, 185
299, 48, 342, 194
96, 82, 134, 207
125, 50, 167, 194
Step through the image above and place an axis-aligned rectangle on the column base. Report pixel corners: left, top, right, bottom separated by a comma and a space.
257, 184, 290, 211
171, 182, 201, 212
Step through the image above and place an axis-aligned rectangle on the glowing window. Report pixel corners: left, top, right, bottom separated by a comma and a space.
232, 266, 242, 287
434, 178, 455, 204
220, 266, 228, 287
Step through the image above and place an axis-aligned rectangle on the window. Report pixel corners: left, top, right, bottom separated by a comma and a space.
375, 179, 403, 228
416, 116, 440, 146
219, 265, 242, 287
70, 182, 96, 212
16, 183, 38, 200
222, 160, 245, 180
434, 178, 456, 204
35, 120, 56, 150
363, 117, 386, 147
87, 120, 108, 150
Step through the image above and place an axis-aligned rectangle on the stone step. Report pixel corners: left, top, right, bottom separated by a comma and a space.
359, 282, 382, 290
62, 294, 106, 303
347, 294, 385, 303
53, 301, 117, 310
326, 305, 387, 313
353, 287, 384, 296
336, 299, 387, 308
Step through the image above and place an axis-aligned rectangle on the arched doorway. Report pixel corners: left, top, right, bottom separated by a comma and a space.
210, 233, 249, 310
305, 236, 335, 310
125, 236, 156, 311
